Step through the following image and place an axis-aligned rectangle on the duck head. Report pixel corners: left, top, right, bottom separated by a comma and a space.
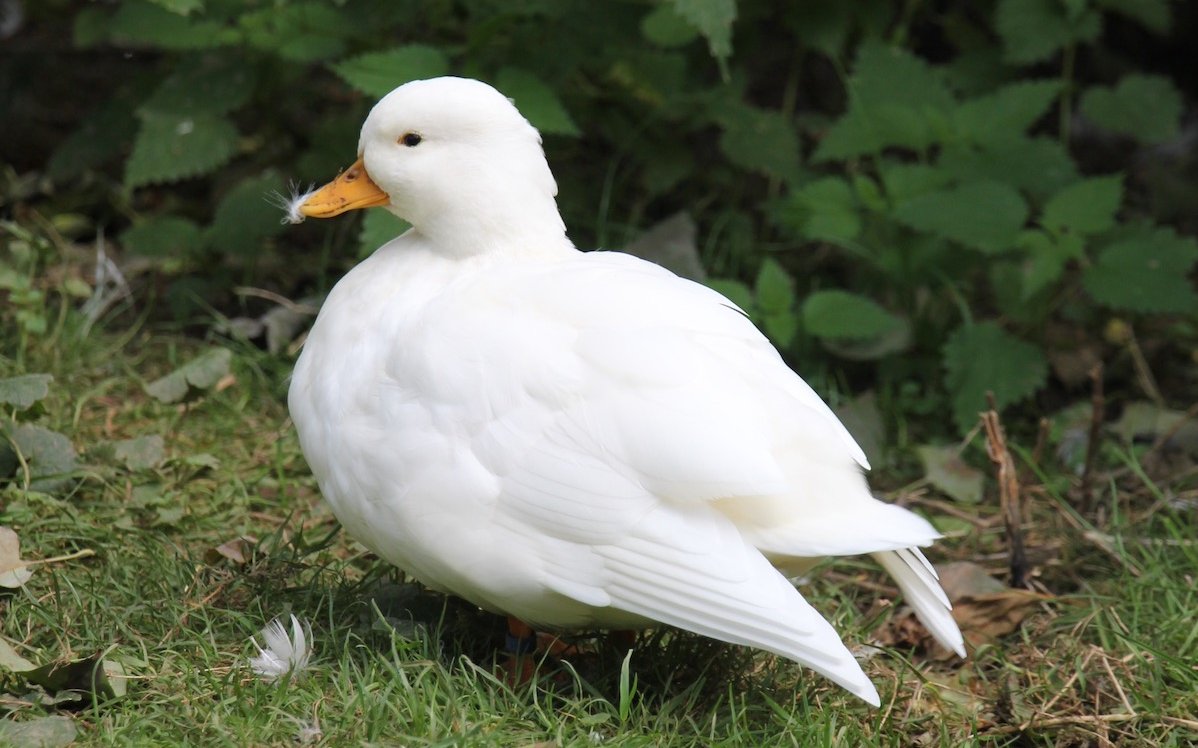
299, 76, 568, 254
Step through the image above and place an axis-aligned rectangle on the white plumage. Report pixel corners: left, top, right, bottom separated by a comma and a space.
288, 77, 965, 706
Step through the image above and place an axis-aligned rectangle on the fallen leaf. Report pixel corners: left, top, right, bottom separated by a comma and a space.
875, 562, 1045, 655
0, 374, 53, 410
182, 453, 220, 470
112, 434, 166, 471
0, 525, 33, 588
0, 715, 78, 748
918, 445, 985, 503
21, 653, 126, 701
145, 348, 233, 404
938, 562, 1045, 646
0, 424, 78, 492
1113, 401, 1198, 453
153, 505, 186, 527
0, 637, 36, 672
205, 535, 260, 565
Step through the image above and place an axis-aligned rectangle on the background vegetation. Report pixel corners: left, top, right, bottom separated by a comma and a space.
2, 0, 1196, 745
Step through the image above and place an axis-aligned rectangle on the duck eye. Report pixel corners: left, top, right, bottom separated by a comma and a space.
400, 132, 422, 147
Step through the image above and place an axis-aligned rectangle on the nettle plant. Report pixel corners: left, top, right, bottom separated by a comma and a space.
716, 2, 1196, 433
36, 0, 1196, 436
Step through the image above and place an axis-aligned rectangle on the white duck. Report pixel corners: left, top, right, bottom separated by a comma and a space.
288, 76, 965, 706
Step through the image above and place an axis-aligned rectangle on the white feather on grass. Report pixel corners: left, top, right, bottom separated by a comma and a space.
249, 614, 313, 682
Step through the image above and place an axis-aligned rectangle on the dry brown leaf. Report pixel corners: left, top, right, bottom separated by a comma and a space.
939, 562, 1046, 646
875, 562, 1047, 656
0, 525, 33, 588
204, 535, 259, 565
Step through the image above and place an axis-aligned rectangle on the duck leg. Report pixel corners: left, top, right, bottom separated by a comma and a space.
498, 617, 540, 685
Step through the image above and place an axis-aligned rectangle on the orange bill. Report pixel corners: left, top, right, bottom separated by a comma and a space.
300, 157, 390, 218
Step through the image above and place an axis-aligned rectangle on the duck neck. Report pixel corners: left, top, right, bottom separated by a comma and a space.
412, 190, 575, 260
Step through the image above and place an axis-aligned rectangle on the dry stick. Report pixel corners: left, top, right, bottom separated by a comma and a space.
982, 395, 1028, 589
982, 712, 1142, 735
1031, 417, 1051, 467
1079, 362, 1105, 513
1126, 326, 1164, 406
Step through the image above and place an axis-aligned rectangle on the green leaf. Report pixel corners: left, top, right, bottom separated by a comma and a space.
801, 290, 903, 340
815, 41, 954, 161
943, 322, 1048, 433
790, 1, 854, 56
142, 56, 255, 116
125, 111, 239, 188
820, 318, 912, 361
938, 137, 1079, 201
894, 180, 1028, 253
763, 311, 799, 348
917, 445, 985, 503
785, 178, 860, 243
204, 172, 288, 256
106, 0, 227, 49
494, 68, 581, 137
705, 279, 753, 311
1083, 226, 1198, 313
1080, 75, 1183, 143
1017, 230, 1084, 299
47, 100, 137, 181
670, 0, 736, 61
1094, 0, 1170, 33
995, 0, 1101, 64
145, 348, 233, 403
879, 163, 953, 203
1041, 176, 1123, 235
147, 0, 204, 14
239, 3, 352, 62
640, 4, 700, 47
0, 374, 53, 410
113, 435, 167, 471
0, 424, 79, 493
358, 210, 411, 258
754, 258, 795, 314
332, 45, 450, 98
718, 105, 799, 178
121, 215, 203, 258
953, 80, 1060, 144
833, 391, 884, 467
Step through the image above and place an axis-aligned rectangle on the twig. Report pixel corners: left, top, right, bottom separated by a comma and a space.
982, 397, 1028, 589
1031, 417, 1051, 467
982, 712, 1140, 735
1081, 531, 1144, 577
1039, 646, 1095, 715
1124, 324, 1163, 405
24, 548, 96, 567
1080, 362, 1105, 512
1100, 649, 1135, 716
233, 286, 320, 316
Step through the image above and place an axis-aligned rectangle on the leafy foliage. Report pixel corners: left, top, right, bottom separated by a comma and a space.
1080, 75, 1184, 143
942, 323, 1049, 432
4, 0, 1194, 437
332, 46, 451, 98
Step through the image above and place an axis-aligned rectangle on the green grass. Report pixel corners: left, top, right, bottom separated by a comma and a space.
3, 306, 1198, 746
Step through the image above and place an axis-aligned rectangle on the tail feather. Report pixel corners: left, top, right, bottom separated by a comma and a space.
873, 548, 965, 657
